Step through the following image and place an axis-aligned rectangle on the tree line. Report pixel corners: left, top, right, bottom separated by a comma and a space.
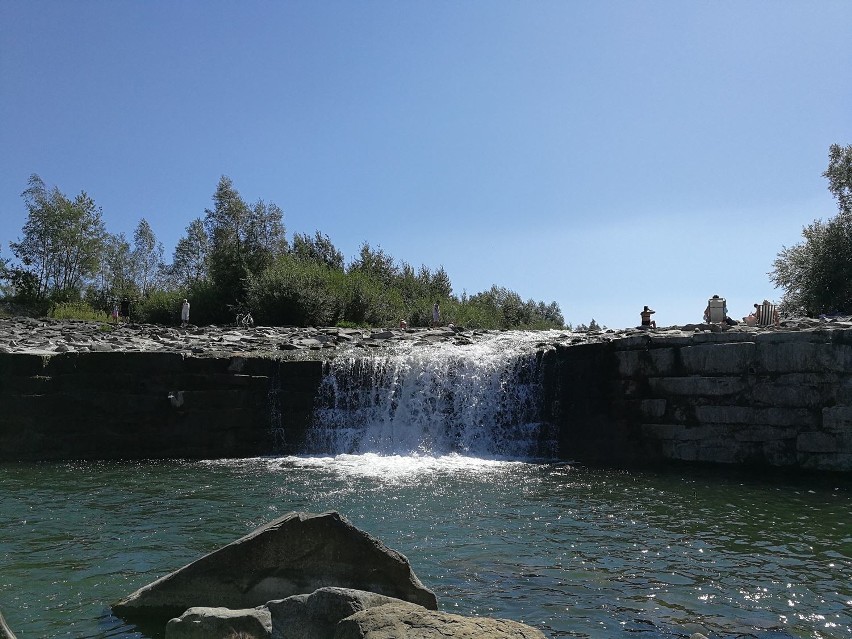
0, 175, 565, 330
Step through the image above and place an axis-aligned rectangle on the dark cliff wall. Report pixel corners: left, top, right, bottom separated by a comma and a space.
2, 329, 851, 471
0, 352, 321, 461
553, 329, 852, 472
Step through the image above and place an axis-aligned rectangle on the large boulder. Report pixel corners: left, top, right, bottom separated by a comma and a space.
0, 611, 17, 639
334, 602, 547, 639
165, 606, 272, 639
113, 511, 437, 626
268, 587, 409, 639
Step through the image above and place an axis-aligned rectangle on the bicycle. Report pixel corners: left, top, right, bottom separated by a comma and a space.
227, 302, 255, 329
236, 310, 254, 328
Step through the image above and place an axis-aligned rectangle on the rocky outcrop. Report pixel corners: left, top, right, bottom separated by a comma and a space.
552, 325, 852, 471
165, 606, 272, 639
163, 589, 546, 639
2, 316, 851, 470
113, 512, 437, 626
268, 587, 408, 639
0, 611, 17, 639
0, 317, 483, 356
334, 602, 547, 639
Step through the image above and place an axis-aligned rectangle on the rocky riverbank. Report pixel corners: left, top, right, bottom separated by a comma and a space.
2, 314, 850, 356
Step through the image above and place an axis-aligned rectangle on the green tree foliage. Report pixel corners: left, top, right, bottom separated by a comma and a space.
91, 233, 135, 308
348, 242, 399, 284
825, 143, 852, 216
132, 218, 165, 296
291, 231, 344, 270
3, 174, 566, 329
168, 218, 209, 289
771, 144, 852, 316
9, 174, 107, 302
204, 176, 287, 307
247, 255, 346, 327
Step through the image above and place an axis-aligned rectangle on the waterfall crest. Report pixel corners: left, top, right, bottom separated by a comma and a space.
304, 331, 558, 459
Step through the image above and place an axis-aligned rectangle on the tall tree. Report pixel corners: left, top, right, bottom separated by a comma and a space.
291, 231, 344, 270
169, 218, 209, 288
97, 233, 135, 301
348, 242, 399, 284
771, 144, 852, 315
9, 174, 106, 301
824, 144, 852, 216
204, 176, 287, 300
131, 218, 164, 296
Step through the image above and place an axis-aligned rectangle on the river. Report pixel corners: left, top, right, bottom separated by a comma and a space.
0, 456, 849, 638
1, 333, 850, 638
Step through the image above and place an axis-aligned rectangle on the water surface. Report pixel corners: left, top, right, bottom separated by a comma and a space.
0, 456, 849, 638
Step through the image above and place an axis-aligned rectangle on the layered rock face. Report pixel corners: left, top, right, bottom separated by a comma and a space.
552, 327, 852, 471
2, 317, 851, 470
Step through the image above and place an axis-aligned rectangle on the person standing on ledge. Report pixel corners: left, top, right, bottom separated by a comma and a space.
432, 301, 441, 327
640, 305, 656, 328
181, 298, 190, 328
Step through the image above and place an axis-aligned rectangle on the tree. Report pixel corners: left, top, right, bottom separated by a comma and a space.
771, 144, 852, 316
348, 242, 399, 284
291, 231, 344, 270
132, 218, 164, 296
99, 233, 135, 300
824, 144, 852, 215
204, 176, 287, 301
9, 174, 106, 302
169, 218, 209, 288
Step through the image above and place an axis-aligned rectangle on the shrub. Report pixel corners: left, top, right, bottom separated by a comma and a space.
49, 301, 110, 322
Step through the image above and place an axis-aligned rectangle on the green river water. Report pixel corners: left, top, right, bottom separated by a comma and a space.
0, 455, 849, 639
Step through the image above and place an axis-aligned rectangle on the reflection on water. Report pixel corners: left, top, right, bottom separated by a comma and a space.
0, 456, 850, 639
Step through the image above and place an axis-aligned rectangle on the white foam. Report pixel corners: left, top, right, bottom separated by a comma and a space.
304, 331, 559, 459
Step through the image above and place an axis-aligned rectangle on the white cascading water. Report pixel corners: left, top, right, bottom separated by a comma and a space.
304, 331, 559, 459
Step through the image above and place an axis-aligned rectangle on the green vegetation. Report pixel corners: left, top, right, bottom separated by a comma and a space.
2, 175, 565, 329
49, 301, 110, 322
771, 143, 852, 316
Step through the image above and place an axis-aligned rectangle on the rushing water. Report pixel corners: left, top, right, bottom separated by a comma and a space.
304, 332, 558, 458
1, 332, 851, 638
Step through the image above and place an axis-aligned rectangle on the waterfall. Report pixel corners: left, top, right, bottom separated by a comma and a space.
304, 331, 558, 459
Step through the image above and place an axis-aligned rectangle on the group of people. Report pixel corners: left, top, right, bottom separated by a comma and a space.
110, 298, 132, 324
639, 296, 780, 329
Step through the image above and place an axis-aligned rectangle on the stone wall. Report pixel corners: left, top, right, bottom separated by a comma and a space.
0, 352, 322, 461
2, 328, 852, 471
551, 328, 852, 472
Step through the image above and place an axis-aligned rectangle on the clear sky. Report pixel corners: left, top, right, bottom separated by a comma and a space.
1, 1, 849, 329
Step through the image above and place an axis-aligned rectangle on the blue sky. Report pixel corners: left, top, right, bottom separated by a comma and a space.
1, 1, 849, 329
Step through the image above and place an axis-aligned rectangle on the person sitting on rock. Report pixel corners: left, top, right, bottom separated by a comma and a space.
640, 305, 656, 329
744, 303, 759, 326
704, 294, 727, 324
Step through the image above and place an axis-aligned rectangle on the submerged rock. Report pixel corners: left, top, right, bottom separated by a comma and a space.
113, 511, 437, 626
334, 602, 548, 639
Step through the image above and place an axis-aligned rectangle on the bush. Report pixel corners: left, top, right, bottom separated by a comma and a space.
135, 290, 186, 325
247, 258, 346, 327
49, 301, 110, 322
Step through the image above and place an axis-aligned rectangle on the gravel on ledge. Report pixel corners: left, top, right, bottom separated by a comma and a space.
1, 315, 850, 358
